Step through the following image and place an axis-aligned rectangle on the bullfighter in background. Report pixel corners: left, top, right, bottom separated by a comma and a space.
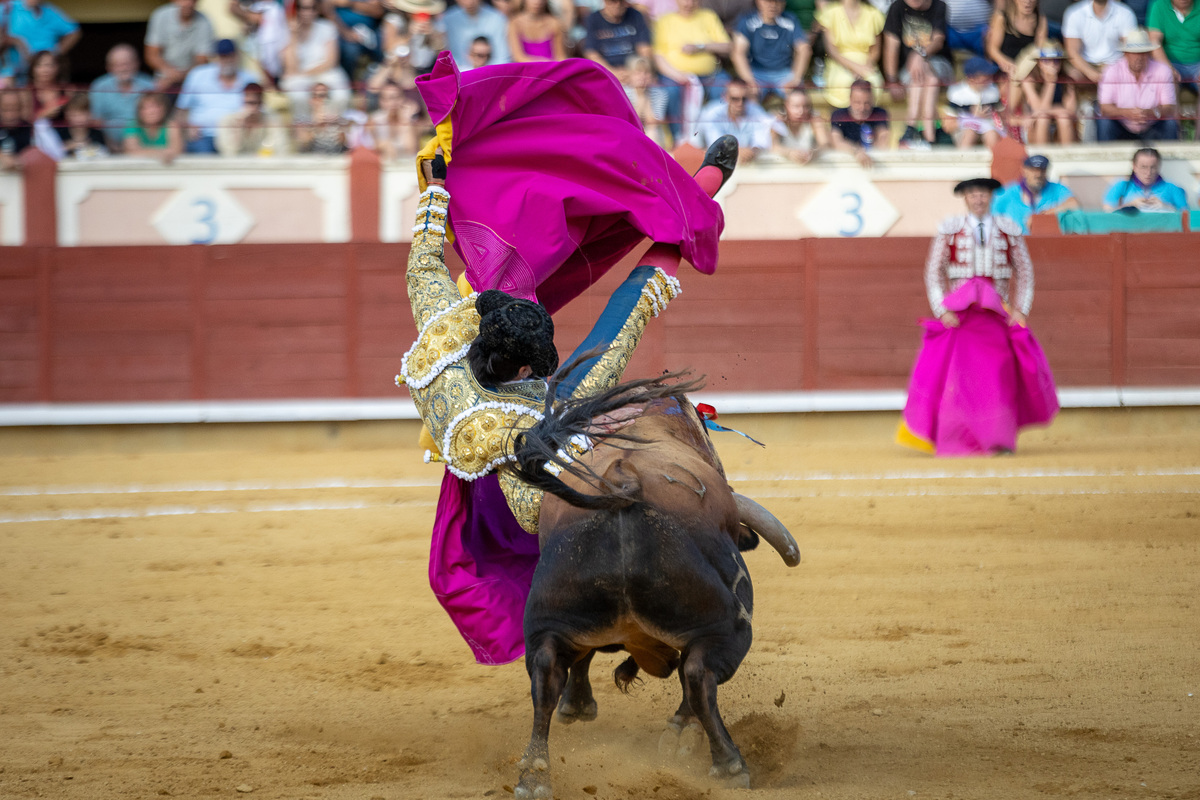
898, 177, 1059, 456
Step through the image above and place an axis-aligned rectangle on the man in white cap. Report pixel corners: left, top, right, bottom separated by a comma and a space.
992, 154, 1079, 233
1098, 28, 1179, 140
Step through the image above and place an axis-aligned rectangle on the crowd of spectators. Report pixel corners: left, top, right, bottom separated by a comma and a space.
0, 0, 1197, 175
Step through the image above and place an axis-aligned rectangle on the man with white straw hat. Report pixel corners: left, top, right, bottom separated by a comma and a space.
1098, 28, 1179, 140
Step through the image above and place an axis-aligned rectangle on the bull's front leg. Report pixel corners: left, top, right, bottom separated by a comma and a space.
516, 638, 570, 800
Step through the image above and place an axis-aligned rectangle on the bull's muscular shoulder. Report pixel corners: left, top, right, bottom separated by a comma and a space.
937, 215, 968, 236
994, 214, 1024, 237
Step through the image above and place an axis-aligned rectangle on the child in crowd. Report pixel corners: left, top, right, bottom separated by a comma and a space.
943, 56, 1006, 149
1010, 42, 1076, 145
122, 92, 182, 163
57, 94, 109, 160
622, 56, 670, 148
772, 87, 828, 164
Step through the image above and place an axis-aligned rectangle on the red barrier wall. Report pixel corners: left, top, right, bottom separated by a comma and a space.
2, 235, 1199, 403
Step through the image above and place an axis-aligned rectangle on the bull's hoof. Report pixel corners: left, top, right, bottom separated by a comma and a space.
709, 758, 751, 789
555, 696, 598, 725
513, 781, 554, 800
676, 721, 705, 758
515, 759, 553, 800
657, 724, 681, 757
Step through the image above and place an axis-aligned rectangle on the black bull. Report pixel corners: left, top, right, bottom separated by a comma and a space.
504, 377, 801, 799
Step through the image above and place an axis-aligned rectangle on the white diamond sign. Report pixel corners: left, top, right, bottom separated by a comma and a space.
152, 186, 255, 245
797, 176, 899, 238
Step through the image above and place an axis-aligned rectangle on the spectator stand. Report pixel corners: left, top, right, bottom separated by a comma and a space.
0, 144, 1196, 250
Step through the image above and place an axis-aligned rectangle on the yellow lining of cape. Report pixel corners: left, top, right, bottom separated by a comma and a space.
895, 420, 935, 454
416, 117, 456, 246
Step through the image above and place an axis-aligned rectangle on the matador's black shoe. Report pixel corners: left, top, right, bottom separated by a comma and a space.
698, 134, 739, 193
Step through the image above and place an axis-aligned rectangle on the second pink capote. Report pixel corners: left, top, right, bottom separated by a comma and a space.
415, 53, 725, 314
901, 278, 1059, 456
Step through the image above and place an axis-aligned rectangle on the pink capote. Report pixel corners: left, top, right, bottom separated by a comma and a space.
901, 278, 1059, 456
429, 472, 540, 665
414, 54, 725, 665
415, 52, 724, 313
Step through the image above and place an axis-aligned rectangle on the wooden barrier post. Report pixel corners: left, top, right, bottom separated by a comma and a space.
21, 149, 57, 247
36, 249, 53, 401
1110, 233, 1127, 387
345, 244, 361, 397
348, 146, 382, 244
802, 237, 818, 390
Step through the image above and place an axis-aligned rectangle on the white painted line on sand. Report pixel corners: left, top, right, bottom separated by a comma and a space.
748, 486, 1200, 499
2, 477, 442, 497
3, 466, 1197, 499
3, 482, 1195, 525
726, 466, 1200, 482
0, 499, 435, 525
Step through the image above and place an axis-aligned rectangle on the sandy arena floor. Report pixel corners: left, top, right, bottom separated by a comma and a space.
1, 407, 1198, 800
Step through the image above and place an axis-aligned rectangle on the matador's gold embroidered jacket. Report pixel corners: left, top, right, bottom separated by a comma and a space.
398, 185, 681, 534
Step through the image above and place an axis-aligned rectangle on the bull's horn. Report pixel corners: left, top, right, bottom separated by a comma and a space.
734, 493, 801, 567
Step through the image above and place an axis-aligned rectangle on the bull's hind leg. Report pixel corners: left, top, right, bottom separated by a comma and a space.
680, 638, 751, 788
555, 649, 599, 724
516, 637, 573, 800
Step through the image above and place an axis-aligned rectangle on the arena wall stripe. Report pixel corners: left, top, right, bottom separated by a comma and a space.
1, 387, 1199, 426
2, 235, 1200, 406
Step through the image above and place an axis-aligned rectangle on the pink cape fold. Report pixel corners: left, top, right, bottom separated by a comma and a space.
416, 52, 724, 314
428, 471, 540, 666
901, 278, 1059, 456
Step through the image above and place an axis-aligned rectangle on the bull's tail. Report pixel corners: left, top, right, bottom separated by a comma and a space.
504, 356, 703, 511
613, 656, 641, 693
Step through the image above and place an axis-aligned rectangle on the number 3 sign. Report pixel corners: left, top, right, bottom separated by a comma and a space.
152, 187, 255, 245
798, 176, 899, 238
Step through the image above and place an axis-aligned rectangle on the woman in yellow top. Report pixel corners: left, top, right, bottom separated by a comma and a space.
653, 0, 731, 90
815, 0, 885, 108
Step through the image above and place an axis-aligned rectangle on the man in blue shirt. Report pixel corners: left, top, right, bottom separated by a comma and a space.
731, 0, 812, 100
89, 44, 157, 151
6, 0, 80, 59
442, 0, 510, 70
992, 155, 1080, 234
583, 0, 653, 79
696, 79, 776, 162
175, 40, 256, 154
1102, 147, 1190, 211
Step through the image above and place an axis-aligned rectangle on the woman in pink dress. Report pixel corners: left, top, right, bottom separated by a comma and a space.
508, 0, 567, 61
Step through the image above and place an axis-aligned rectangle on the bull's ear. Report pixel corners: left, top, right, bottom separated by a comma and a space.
736, 525, 760, 552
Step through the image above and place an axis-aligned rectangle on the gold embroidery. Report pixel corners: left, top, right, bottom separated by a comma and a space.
403, 193, 678, 533
500, 469, 543, 534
